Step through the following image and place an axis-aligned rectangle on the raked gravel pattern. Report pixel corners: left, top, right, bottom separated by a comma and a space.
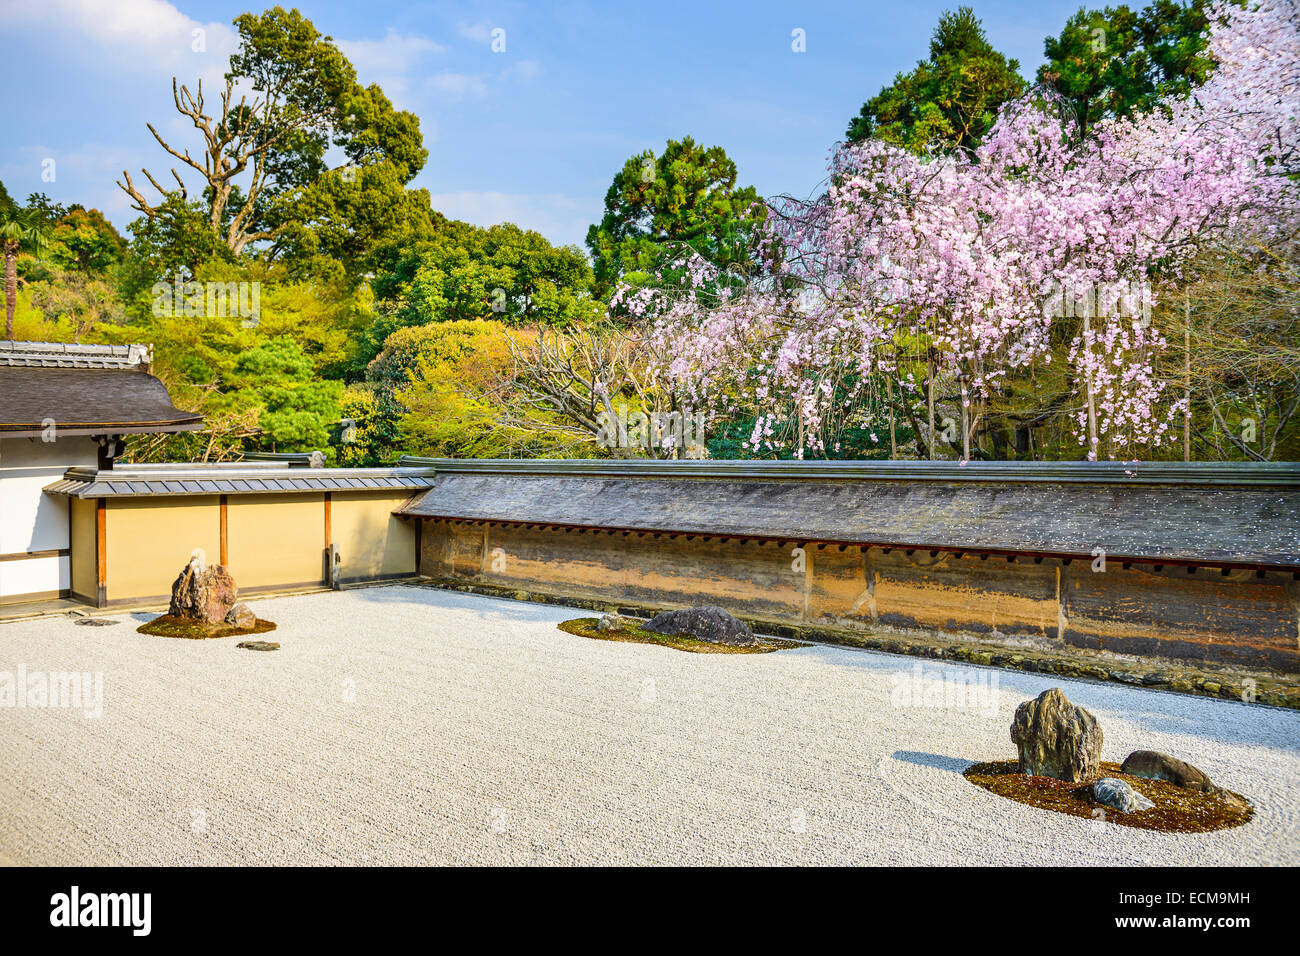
1, 585, 1296, 866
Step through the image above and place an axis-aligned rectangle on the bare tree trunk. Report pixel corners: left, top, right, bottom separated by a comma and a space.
886, 375, 896, 459
1084, 314, 1099, 459
4, 242, 17, 341
960, 379, 970, 461
927, 354, 935, 460
1183, 301, 1192, 462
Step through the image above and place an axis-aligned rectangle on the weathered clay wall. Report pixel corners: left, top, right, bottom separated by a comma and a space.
418, 518, 1300, 673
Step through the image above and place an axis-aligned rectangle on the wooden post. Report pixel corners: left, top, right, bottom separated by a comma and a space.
219, 495, 229, 567
323, 492, 333, 585
95, 498, 106, 608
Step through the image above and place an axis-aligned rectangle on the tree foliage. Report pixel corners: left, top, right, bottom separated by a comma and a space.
845, 6, 1026, 154
586, 137, 765, 303
1038, 0, 1219, 139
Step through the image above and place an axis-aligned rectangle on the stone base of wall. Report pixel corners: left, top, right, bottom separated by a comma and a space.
420, 577, 1300, 711
418, 518, 1300, 675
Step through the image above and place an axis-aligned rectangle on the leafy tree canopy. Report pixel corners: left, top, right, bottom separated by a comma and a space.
1038, 0, 1218, 138
585, 137, 765, 302
119, 6, 433, 277
845, 7, 1026, 154
355, 220, 601, 376
217, 337, 343, 451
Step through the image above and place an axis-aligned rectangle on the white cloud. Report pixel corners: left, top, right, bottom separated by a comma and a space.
7, 0, 236, 87
338, 28, 444, 71
428, 190, 600, 250
427, 72, 488, 99
456, 21, 495, 45
513, 60, 542, 82
338, 29, 444, 103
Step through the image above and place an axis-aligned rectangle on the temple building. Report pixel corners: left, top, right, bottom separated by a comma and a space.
0, 341, 201, 608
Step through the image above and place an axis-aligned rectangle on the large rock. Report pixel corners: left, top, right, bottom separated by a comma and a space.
1010, 687, 1103, 782
1120, 751, 1219, 793
1093, 777, 1154, 813
168, 556, 238, 626
642, 606, 757, 647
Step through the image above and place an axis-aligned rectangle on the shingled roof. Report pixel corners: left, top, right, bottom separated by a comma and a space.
0, 342, 202, 438
395, 458, 1300, 569
44, 463, 438, 498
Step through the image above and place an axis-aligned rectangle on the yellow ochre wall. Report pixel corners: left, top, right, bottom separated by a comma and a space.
68, 496, 97, 603
87, 490, 420, 604
225, 493, 326, 591
331, 491, 417, 583
104, 496, 221, 602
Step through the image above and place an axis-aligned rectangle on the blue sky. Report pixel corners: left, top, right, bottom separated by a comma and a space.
0, 0, 1085, 251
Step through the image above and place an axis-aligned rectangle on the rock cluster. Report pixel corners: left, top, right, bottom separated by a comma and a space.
1002, 689, 1249, 817
168, 556, 256, 631
169, 557, 238, 625
1009, 687, 1103, 783
642, 606, 757, 647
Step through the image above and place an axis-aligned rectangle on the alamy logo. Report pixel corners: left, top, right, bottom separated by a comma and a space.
151, 277, 261, 328
889, 662, 1000, 717
1040, 277, 1151, 326
50, 886, 151, 936
595, 401, 706, 456
0, 665, 102, 718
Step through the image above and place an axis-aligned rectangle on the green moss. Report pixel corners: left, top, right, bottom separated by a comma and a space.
963, 760, 1253, 833
137, 614, 277, 640
558, 618, 804, 654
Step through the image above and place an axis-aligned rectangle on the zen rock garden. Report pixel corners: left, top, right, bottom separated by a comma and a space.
966, 687, 1252, 832
561, 605, 802, 654
137, 556, 276, 641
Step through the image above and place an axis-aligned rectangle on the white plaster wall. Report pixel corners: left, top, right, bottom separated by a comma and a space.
0, 436, 96, 598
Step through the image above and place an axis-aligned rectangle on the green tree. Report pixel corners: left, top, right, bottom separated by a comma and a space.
118, 6, 432, 275
221, 337, 343, 451
585, 137, 765, 302
1, 206, 50, 340
46, 208, 128, 274
845, 7, 1026, 154
118, 195, 233, 303
358, 220, 601, 375
1038, 1, 1216, 139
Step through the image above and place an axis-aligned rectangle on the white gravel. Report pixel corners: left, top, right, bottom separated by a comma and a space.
1, 585, 1296, 866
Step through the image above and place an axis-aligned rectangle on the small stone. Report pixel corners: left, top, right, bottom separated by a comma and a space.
1094, 777, 1155, 813
642, 606, 757, 647
74, 617, 119, 627
1120, 750, 1219, 793
224, 603, 256, 629
236, 641, 279, 652
1010, 687, 1103, 783
597, 614, 630, 632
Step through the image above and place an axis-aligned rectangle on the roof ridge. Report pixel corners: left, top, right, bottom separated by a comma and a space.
0, 341, 153, 369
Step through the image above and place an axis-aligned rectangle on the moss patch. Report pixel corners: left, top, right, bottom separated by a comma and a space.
137, 614, 277, 640
963, 760, 1253, 833
558, 617, 804, 654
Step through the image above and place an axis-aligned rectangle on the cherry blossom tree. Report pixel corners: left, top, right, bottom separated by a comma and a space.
636, 0, 1299, 460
